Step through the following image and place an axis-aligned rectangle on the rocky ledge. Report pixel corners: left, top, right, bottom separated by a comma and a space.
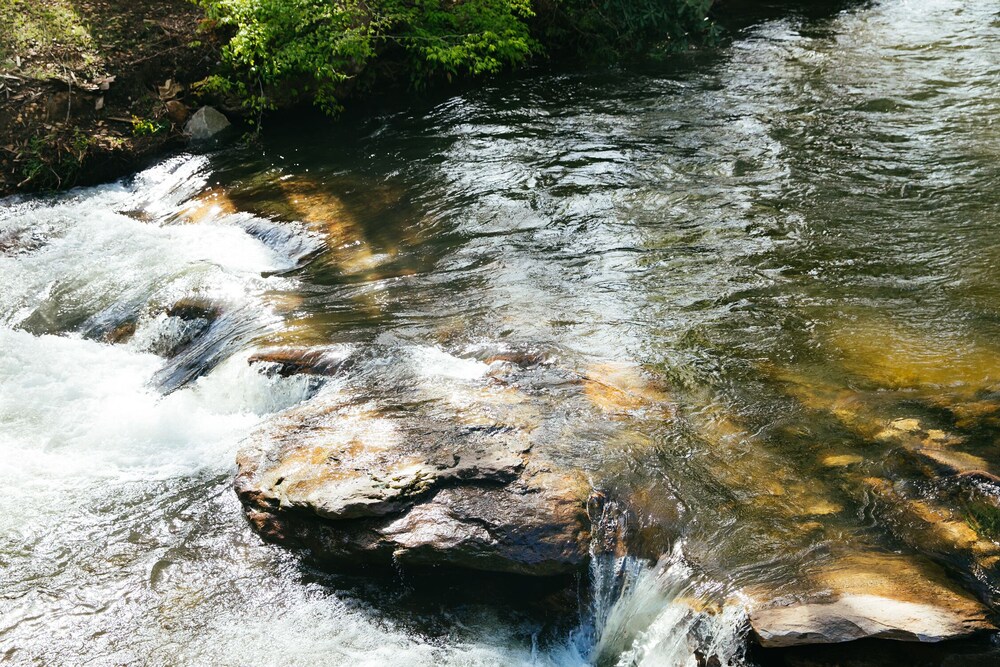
235, 392, 592, 576
749, 553, 995, 647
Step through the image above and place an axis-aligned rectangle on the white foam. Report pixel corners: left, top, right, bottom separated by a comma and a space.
412, 346, 490, 381
180, 593, 587, 667
589, 545, 750, 667
0, 329, 311, 482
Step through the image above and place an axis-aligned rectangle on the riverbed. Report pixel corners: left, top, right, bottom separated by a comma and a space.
2, 0, 999, 664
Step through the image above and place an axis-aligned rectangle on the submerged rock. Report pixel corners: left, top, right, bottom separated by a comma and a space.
248, 346, 351, 377
581, 361, 673, 416
749, 553, 995, 647
141, 298, 220, 358
861, 477, 1000, 571
235, 394, 591, 576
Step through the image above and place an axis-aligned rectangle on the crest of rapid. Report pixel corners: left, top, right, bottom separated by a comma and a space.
2, 0, 999, 664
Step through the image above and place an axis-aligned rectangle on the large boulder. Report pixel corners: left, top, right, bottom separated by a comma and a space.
749, 553, 994, 647
235, 392, 592, 576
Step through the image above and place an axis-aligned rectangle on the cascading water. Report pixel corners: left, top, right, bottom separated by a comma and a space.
580, 544, 750, 667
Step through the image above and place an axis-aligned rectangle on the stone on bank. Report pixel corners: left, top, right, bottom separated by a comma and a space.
185, 106, 231, 141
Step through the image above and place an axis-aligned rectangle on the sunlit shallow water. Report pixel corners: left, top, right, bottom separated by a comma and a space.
2, 0, 1000, 664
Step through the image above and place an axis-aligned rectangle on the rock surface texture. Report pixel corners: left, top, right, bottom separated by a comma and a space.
185, 106, 231, 141
749, 553, 995, 647
235, 389, 592, 576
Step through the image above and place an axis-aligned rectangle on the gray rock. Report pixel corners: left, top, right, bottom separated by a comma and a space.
185, 106, 231, 141
235, 393, 591, 576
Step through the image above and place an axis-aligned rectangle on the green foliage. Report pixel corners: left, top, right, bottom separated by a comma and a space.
195, 0, 381, 116
17, 130, 92, 189
387, 0, 537, 82
193, 0, 716, 117
131, 116, 168, 136
196, 0, 539, 115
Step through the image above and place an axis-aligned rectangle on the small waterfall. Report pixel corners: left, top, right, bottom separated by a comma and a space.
579, 509, 751, 667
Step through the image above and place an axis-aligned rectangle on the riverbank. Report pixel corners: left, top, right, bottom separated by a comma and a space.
0, 0, 218, 195
0, 0, 726, 198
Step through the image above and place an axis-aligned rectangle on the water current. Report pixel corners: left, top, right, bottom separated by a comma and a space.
2, 0, 999, 664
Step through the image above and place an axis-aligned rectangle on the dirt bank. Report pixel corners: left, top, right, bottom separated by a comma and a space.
0, 0, 220, 196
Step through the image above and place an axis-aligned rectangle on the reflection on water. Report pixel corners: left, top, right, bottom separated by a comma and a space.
2, 0, 1000, 663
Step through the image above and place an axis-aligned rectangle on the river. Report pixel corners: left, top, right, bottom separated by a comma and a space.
2, 0, 999, 664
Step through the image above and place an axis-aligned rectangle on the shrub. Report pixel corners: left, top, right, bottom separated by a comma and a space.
194, 0, 716, 117
195, 0, 537, 115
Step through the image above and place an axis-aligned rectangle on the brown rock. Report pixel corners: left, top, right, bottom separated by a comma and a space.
248, 347, 350, 378
235, 394, 591, 576
750, 553, 995, 647
165, 100, 189, 125
105, 320, 136, 344
165, 298, 219, 322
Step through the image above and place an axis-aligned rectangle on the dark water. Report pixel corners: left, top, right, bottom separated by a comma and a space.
2, 0, 999, 664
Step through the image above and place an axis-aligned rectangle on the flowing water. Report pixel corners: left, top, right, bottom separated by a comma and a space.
2, 0, 1000, 664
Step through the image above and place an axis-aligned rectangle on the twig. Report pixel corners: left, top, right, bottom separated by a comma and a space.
65, 66, 72, 124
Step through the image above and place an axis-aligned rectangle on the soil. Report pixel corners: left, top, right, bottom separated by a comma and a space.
0, 0, 222, 196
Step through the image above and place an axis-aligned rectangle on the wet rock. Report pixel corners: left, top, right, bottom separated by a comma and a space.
753, 595, 988, 647
957, 469, 1000, 486
248, 347, 350, 378
918, 448, 991, 478
947, 399, 1000, 431
166, 299, 220, 322
235, 395, 591, 576
750, 554, 994, 647
380, 470, 589, 574
104, 320, 137, 344
142, 298, 220, 358
185, 106, 231, 141
0, 226, 47, 256
485, 349, 552, 368
587, 487, 680, 561
869, 417, 995, 483
695, 651, 722, 667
